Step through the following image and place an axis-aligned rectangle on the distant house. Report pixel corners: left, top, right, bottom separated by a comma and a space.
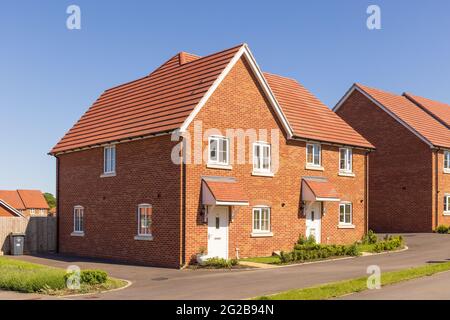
0, 190, 50, 217
335, 84, 450, 232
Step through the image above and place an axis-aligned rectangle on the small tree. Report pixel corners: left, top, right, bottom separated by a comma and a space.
43, 192, 56, 209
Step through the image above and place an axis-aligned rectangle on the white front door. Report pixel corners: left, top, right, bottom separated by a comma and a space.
207, 206, 229, 259
305, 202, 321, 243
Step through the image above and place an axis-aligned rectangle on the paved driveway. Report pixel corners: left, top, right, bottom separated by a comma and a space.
3, 233, 450, 300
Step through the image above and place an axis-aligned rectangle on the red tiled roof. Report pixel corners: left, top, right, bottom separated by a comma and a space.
51, 44, 374, 154
17, 190, 49, 209
51, 45, 243, 154
265, 74, 374, 148
404, 93, 450, 128
303, 179, 339, 200
203, 179, 248, 203
0, 202, 19, 217
356, 84, 450, 148
0, 190, 49, 210
0, 191, 25, 210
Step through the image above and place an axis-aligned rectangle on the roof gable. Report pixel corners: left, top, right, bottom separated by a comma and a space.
335, 84, 450, 149
0, 200, 24, 217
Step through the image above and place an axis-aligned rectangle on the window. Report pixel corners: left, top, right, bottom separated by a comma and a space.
444, 196, 450, 214
339, 148, 353, 173
253, 142, 271, 173
73, 206, 84, 233
306, 143, 321, 167
103, 145, 116, 174
40, 209, 46, 215
252, 207, 271, 233
444, 151, 450, 172
339, 203, 352, 225
29, 209, 35, 215
137, 204, 152, 236
208, 136, 229, 166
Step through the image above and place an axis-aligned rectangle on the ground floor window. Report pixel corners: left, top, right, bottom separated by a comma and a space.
444, 195, 450, 214
138, 204, 152, 236
339, 202, 352, 225
73, 206, 84, 233
252, 207, 271, 233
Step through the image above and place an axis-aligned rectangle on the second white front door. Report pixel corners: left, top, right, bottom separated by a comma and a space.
207, 206, 229, 259
305, 202, 321, 243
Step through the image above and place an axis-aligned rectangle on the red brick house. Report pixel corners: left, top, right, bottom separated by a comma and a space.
51, 44, 373, 268
335, 84, 450, 233
0, 190, 50, 217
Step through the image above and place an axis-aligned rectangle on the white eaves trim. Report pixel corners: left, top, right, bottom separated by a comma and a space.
333, 85, 434, 148
178, 44, 294, 138
0, 200, 25, 217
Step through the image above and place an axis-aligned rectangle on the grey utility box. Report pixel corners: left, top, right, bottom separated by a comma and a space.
10, 233, 25, 256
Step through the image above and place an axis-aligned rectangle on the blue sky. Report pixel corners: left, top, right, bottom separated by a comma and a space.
1, 0, 449, 194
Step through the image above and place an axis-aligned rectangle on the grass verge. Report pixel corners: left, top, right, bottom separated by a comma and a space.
0, 257, 127, 295
255, 261, 450, 300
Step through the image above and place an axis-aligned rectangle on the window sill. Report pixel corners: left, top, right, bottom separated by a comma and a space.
338, 172, 355, 177
252, 171, 274, 177
443, 212, 450, 216
206, 163, 232, 170
337, 224, 355, 229
251, 232, 273, 238
444, 169, 450, 174
100, 172, 116, 178
71, 232, 85, 237
134, 235, 154, 241
305, 165, 324, 171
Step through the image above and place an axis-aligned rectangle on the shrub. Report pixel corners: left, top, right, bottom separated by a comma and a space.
362, 230, 378, 244
64, 270, 108, 285
372, 235, 404, 253
435, 225, 449, 234
203, 258, 239, 268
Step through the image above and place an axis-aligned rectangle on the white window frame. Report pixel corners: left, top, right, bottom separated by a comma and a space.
103, 145, 116, 175
339, 202, 353, 225
444, 151, 450, 173
306, 143, 321, 167
29, 208, 35, 215
39, 209, 46, 215
339, 148, 353, 173
252, 207, 271, 234
137, 204, 152, 237
444, 195, 450, 215
208, 136, 229, 166
73, 205, 84, 234
253, 142, 271, 174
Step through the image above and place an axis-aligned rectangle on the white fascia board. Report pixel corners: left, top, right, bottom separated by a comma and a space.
333, 85, 434, 148
179, 44, 294, 138
0, 200, 25, 217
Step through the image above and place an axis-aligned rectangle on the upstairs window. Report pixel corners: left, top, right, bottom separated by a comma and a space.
29, 209, 35, 215
137, 204, 152, 236
253, 142, 271, 173
444, 151, 450, 172
73, 206, 84, 233
208, 136, 229, 166
339, 148, 353, 173
104, 145, 116, 175
306, 143, 321, 167
339, 202, 352, 225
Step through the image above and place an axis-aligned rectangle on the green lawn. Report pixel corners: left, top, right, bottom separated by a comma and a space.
240, 256, 281, 264
0, 257, 127, 295
255, 261, 450, 300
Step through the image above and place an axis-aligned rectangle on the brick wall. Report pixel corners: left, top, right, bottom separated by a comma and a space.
336, 90, 433, 232
58, 135, 182, 267
184, 58, 367, 262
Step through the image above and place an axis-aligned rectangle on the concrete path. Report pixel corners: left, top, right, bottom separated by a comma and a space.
341, 270, 450, 300
3, 233, 450, 300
